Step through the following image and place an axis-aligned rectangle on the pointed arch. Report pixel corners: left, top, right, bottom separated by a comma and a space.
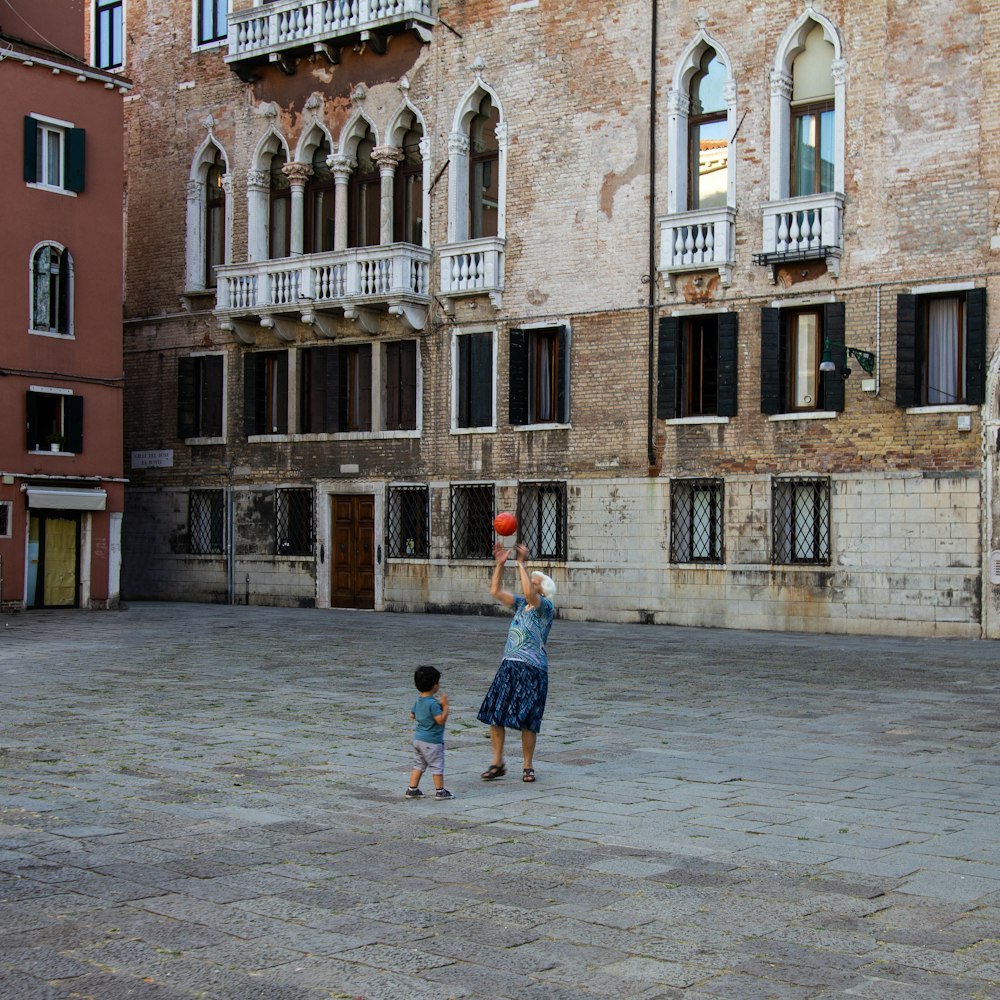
295, 120, 334, 165
337, 110, 379, 160
666, 28, 737, 215
247, 127, 291, 262
447, 79, 507, 243
186, 136, 232, 291
387, 101, 429, 247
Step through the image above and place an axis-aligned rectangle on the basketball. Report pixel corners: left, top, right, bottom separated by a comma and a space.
493, 512, 518, 536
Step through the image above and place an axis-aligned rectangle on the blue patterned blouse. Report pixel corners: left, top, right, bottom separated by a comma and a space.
502, 596, 555, 671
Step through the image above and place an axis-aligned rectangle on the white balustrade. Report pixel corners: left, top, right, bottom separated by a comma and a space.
228, 0, 434, 59
438, 238, 504, 297
658, 207, 735, 274
761, 193, 844, 257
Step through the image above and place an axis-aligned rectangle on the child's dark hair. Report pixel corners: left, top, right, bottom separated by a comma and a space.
414, 665, 441, 693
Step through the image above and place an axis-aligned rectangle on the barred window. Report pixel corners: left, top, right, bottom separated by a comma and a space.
387, 486, 429, 558
773, 477, 830, 564
517, 482, 567, 560
275, 488, 314, 556
671, 479, 723, 563
451, 484, 494, 559
189, 490, 224, 554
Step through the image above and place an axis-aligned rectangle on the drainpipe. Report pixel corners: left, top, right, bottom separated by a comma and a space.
646, 0, 659, 472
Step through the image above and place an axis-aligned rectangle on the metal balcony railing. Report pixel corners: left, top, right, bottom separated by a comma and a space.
226, 0, 434, 63
757, 192, 844, 268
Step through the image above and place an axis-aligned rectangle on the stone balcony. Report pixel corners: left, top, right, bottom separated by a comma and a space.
658, 206, 736, 289
755, 192, 845, 278
226, 0, 435, 76
438, 237, 505, 310
215, 243, 431, 340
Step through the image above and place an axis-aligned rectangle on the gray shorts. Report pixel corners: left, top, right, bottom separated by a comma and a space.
412, 739, 445, 776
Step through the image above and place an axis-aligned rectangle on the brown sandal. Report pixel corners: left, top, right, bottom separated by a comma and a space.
481, 763, 506, 781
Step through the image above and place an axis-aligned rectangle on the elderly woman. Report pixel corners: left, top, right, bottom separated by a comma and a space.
477, 541, 557, 783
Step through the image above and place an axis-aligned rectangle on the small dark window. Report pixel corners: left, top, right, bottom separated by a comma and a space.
205, 148, 226, 287
772, 477, 830, 564
658, 314, 739, 420
0, 503, 10, 538
189, 490, 225, 555
671, 479, 723, 563
394, 126, 424, 245
25, 390, 83, 453
178, 355, 224, 439
348, 129, 380, 249
456, 332, 493, 429
275, 488, 313, 556
243, 351, 288, 436
304, 137, 335, 255
268, 149, 291, 259
451, 484, 494, 559
384, 340, 417, 431
509, 326, 568, 426
517, 482, 567, 561
387, 486, 429, 558
298, 345, 371, 433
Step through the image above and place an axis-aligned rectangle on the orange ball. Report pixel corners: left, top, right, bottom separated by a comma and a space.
493, 512, 518, 536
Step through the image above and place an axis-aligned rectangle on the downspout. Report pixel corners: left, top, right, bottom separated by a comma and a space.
646, 0, 659, 472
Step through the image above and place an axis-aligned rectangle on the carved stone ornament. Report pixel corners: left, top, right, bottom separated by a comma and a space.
253, 101, 279, 118
282, 161, 315, 185
350, 83, 368, 103
201, 114, 217, 132
246, 168, 268, 189
305, 94, 322, 113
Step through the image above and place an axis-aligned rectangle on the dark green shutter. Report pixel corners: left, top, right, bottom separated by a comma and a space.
64, 395, 84, 454
760, 308, 781, 414
66, 128, 86, 193
657, 316, 680, 419
274, 353, 288, 433
966, 288, 986, 405
399, 340, 417, 430
470, 332, 492, 427
203, 355, 224, 436
57, 249, 71, 334
556, 326, 568, 423
177, 356, 197, 439
509, 328, 529, 425
895, 294, 918, 407
385, 342, 400, 430
822, 301, 846, 413
26, 392, 40, 451
322, 347, 340, 433
357, 344, 372, 431
457, 336, 470, 427
717, 312, 738, 417
243, 353, 258, 436
23, 116, 38, 183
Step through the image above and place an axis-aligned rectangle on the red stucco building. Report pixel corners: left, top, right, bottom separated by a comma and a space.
0, 0, 129, 610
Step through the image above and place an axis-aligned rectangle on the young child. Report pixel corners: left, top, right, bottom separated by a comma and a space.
406, 665, 453, 799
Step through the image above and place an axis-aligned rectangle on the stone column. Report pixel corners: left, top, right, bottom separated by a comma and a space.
329, 153, 355, 252
246, 168, 269, 263
282, 161, 313, 256
372, 145, 403, 246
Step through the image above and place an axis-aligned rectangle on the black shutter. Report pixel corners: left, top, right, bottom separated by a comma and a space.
275, 353, 288, 433
656, 317, 680, 419
243, 353, 258, 436
64, 395, 84, 454
556, 326, 568, 423
338, 348, 350, 431
25, 391, 40, 451
23, 116, 38, 183
509, 328, 529, 425
895, 294, 918, 407
57, 249, 71, 334
717, 312, 738, 417
66, 128, 86, 193
357, 344, 372, 431
324, 347, 340, 432
177, 356, 197, 439
823, 301, 846, 413
760, 308, 781, 414
385, 342, 400, 430
965, 287, 986, 406
202, 354, 224, 436
457, 335, 470, 428
400, 340, 417, 430
470, 332, 492, 427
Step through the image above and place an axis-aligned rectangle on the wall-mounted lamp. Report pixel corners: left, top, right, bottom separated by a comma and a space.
819, 339, 876, 378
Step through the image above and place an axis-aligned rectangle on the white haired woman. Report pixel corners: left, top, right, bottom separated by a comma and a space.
477, 541, 557, 783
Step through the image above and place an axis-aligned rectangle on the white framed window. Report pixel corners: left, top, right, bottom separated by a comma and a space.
24, 114, 85, 195
29, 242, 73, 337
451, 329, 496, 431
194, 0, 229, 48
0, 502, 11, 539
26, 386, 82, 454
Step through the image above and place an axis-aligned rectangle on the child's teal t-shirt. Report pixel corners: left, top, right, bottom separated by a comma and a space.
412, 695, 444, 744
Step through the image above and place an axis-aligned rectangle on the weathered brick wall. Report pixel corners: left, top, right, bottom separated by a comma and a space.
119, 0, 1000, 636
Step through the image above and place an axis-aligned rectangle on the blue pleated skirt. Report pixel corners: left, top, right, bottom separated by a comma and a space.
477, 658, 548, 733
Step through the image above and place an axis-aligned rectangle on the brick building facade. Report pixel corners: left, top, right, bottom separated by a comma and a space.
0, 0, 128, 611
116, 0, 1000, 637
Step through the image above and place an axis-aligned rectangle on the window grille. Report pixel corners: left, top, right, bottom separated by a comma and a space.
517, 482, 567, 560
671, 479, 723, 563
275, 488, 313, 556
451, 484, 494, 559
772, 477, 830, 564
189, 490, 224, 554
387, 486, 429, 558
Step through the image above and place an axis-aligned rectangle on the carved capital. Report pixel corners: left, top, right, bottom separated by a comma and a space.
667, 88, 689, 117
328, 153, 356, 180
186, 178, 202, 201
494, 120, 508, 146
831, 58, 846, 87
372, 145, 403, 173
448, 132, 470, 157
770, 69, 792, 100
246, 168, 268, 190
282, 161, 315, 186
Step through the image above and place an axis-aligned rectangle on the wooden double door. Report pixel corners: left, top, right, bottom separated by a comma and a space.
330, 494, 375, 609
